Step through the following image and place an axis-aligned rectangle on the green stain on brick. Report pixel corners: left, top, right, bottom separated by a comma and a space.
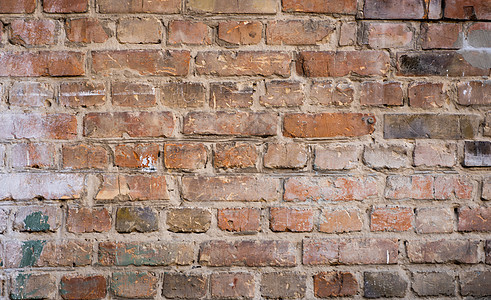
11, 273, 31, 300
24, 212, 50, 231
19, 240, 46, 268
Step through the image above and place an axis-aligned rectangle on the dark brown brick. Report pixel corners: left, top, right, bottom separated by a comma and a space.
460, 271, 491, 297
458, 81, 491, 106
409, 82, 445, 108
412, 272, 455, 296
364, 272, 407, 298
10, 273, 56, 299
111, 271, 158, 299
444, 0, 491, 20
60, 275, 106, 300
260, 81, 303, 107
211, 273, 255, 299
161, 82, 206, 108
314, 272, 358, 297
163, 273, 208, 299
261, 273, 306, 299
464, 141, 491, 166
458, 207, 491, 232
407, 239, 479, 263
115, 207, 158, 233
210, 82, 254, 109
167, 208, 211, 233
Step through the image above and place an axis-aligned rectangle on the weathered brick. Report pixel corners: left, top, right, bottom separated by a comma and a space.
412, 272, 455, 296
266, 20, 333, 45
167, 208, 211, 233
409, 82, 445, 108
0, 0, 35, 13
96, 174, 168, 201
302, 239, 339, 265
484, 177, 491, 200
297, 51, 390, 77
0, 113, 77, 140
187, 0, 277, 14
60, 81, 105, 107
163, 273, 208, 299
60, 275, 106, 300
98, 241, 194, 266
0, 208, 8, 233
362, 22, 413, 48
413, 142, 457, 167
116, 207, 158, 233
319, 208, 362, 233
415, 207, 453, 233
364, 0, 441, 19
421, 23, 462, 49
111, 82, 156, 107
384, 114, 478, 139
214, 143, 257, 169
199, 240, 296, 267
0, 51, 85, 77
464, 141, 491, 167
360, 81, 403, 106
210, 82, 254, 109
182, 176, 280, 202
264, 143, 308, 169
310, 81, 354, 106
161, 82, 206, 108
92, 50, 190, 76
168, 20, 210, 45
111, 271, 158, 299
98, 0, 181, 13
444, 0, 491, 20
115, 143, 159, 169
84, 112, 174, 138
117, 18, 162, 44
218, 21, 262, 45
211, 273, 255, 299
10, 273, 56, 300
467, 22, 491, 47
339, 22, 357, 46
260, 81, 303, 107
196, 51, 291, 77
314, 272, 358, 297
460, 271, 491, 297
44, 0, 87, 13
457, 81, 491, 106
13, 206, 61, 232
314, 144, 360, 170
65, 18, 109, 43
270, 207, 314, 232
284, 113, 375, 138
363, 144, 409, 169
407, 239, 479, 263
9, 19, 56, 46
183, 112, 277, 137
11, 143, 56, 169
164, 143, 207, 170
261, 273, 306, 299
434, 175, 474, 199
458, 207, 490, 232
66, 207, 111, 233
364, 272, 407, 298
62, 144, 108, 170
486, 240, 491, 264
217, 208, 261, 232
282, 0, 357, 14
284, 176, 379, 202
370, 206, 413, 232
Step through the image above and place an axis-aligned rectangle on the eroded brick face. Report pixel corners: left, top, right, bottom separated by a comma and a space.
2, 0, 490, 299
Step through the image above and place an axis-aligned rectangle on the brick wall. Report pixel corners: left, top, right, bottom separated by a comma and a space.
0, 0, 490, 299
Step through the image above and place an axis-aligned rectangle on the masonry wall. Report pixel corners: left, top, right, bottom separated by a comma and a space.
0, 0, 490, 299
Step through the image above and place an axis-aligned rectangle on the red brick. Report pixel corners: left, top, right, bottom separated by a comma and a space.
67, 207, 111, 233
117, 17, 162, 44
264, 143, 308, 169
11, 143, 56, 169
260, 81, 304, 107
187, 0, 277, 14
214, 143, 258, 169
218, 21, 262, 45
62, 144, 108, 169
283, 113, 375, 138
196, 51, 291, 77
111, 271, 158, 299
310, 81, 354, 106
11, 273, 56, 299
362, 22, 413, 48
360, 81, 403, 106
444, 0, 491, 20
98, 0, 181, 13
270, 207, 313, 232
457, 81, 491, 106
217, 208, 261, 232
415, 207, 454, 233
13, 205, 62, 232
339, 22, 357, 46
314, 272, 358, 297
0, 113, 77, 140
66, 18, 109, 43
168, 20, 210, 45
319, 208, 363, 233
199, 240, 296, 267
115, 143, 159, 169
364, 0, 442, 19
302, 239, 339, 265
297, 51, 390, 77
211, 273, 255, 299
284, 176, 379, 202
96, 174, 168, 201
210, 82, 254, 109
163, 274, 208, 299
413, 142, 457, 167
434, 175, 473, 200
409, 82, 445, 108
161, 82, 206, 108
0, 51, 85, 77
164, 143, 207, 170
60, 275, 106, 300
84, 112, 174, 138
314, 144, 360, 170
385, 175, 434, 200
44, 0, 87, 12
458, 207, 491, 232
282, 0, 357, 14
182, 176, 280, 202
0, 0, 35, 13
407, 239, 479, 263
370, 207, 414, 232
60, 81, 106, 107
111, 82, 156, 108
266, 20, 333, 45
92, 50, 190, 76
183, 111, 277, 137
421, 23, 462, 49
9, 19, 56, 46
